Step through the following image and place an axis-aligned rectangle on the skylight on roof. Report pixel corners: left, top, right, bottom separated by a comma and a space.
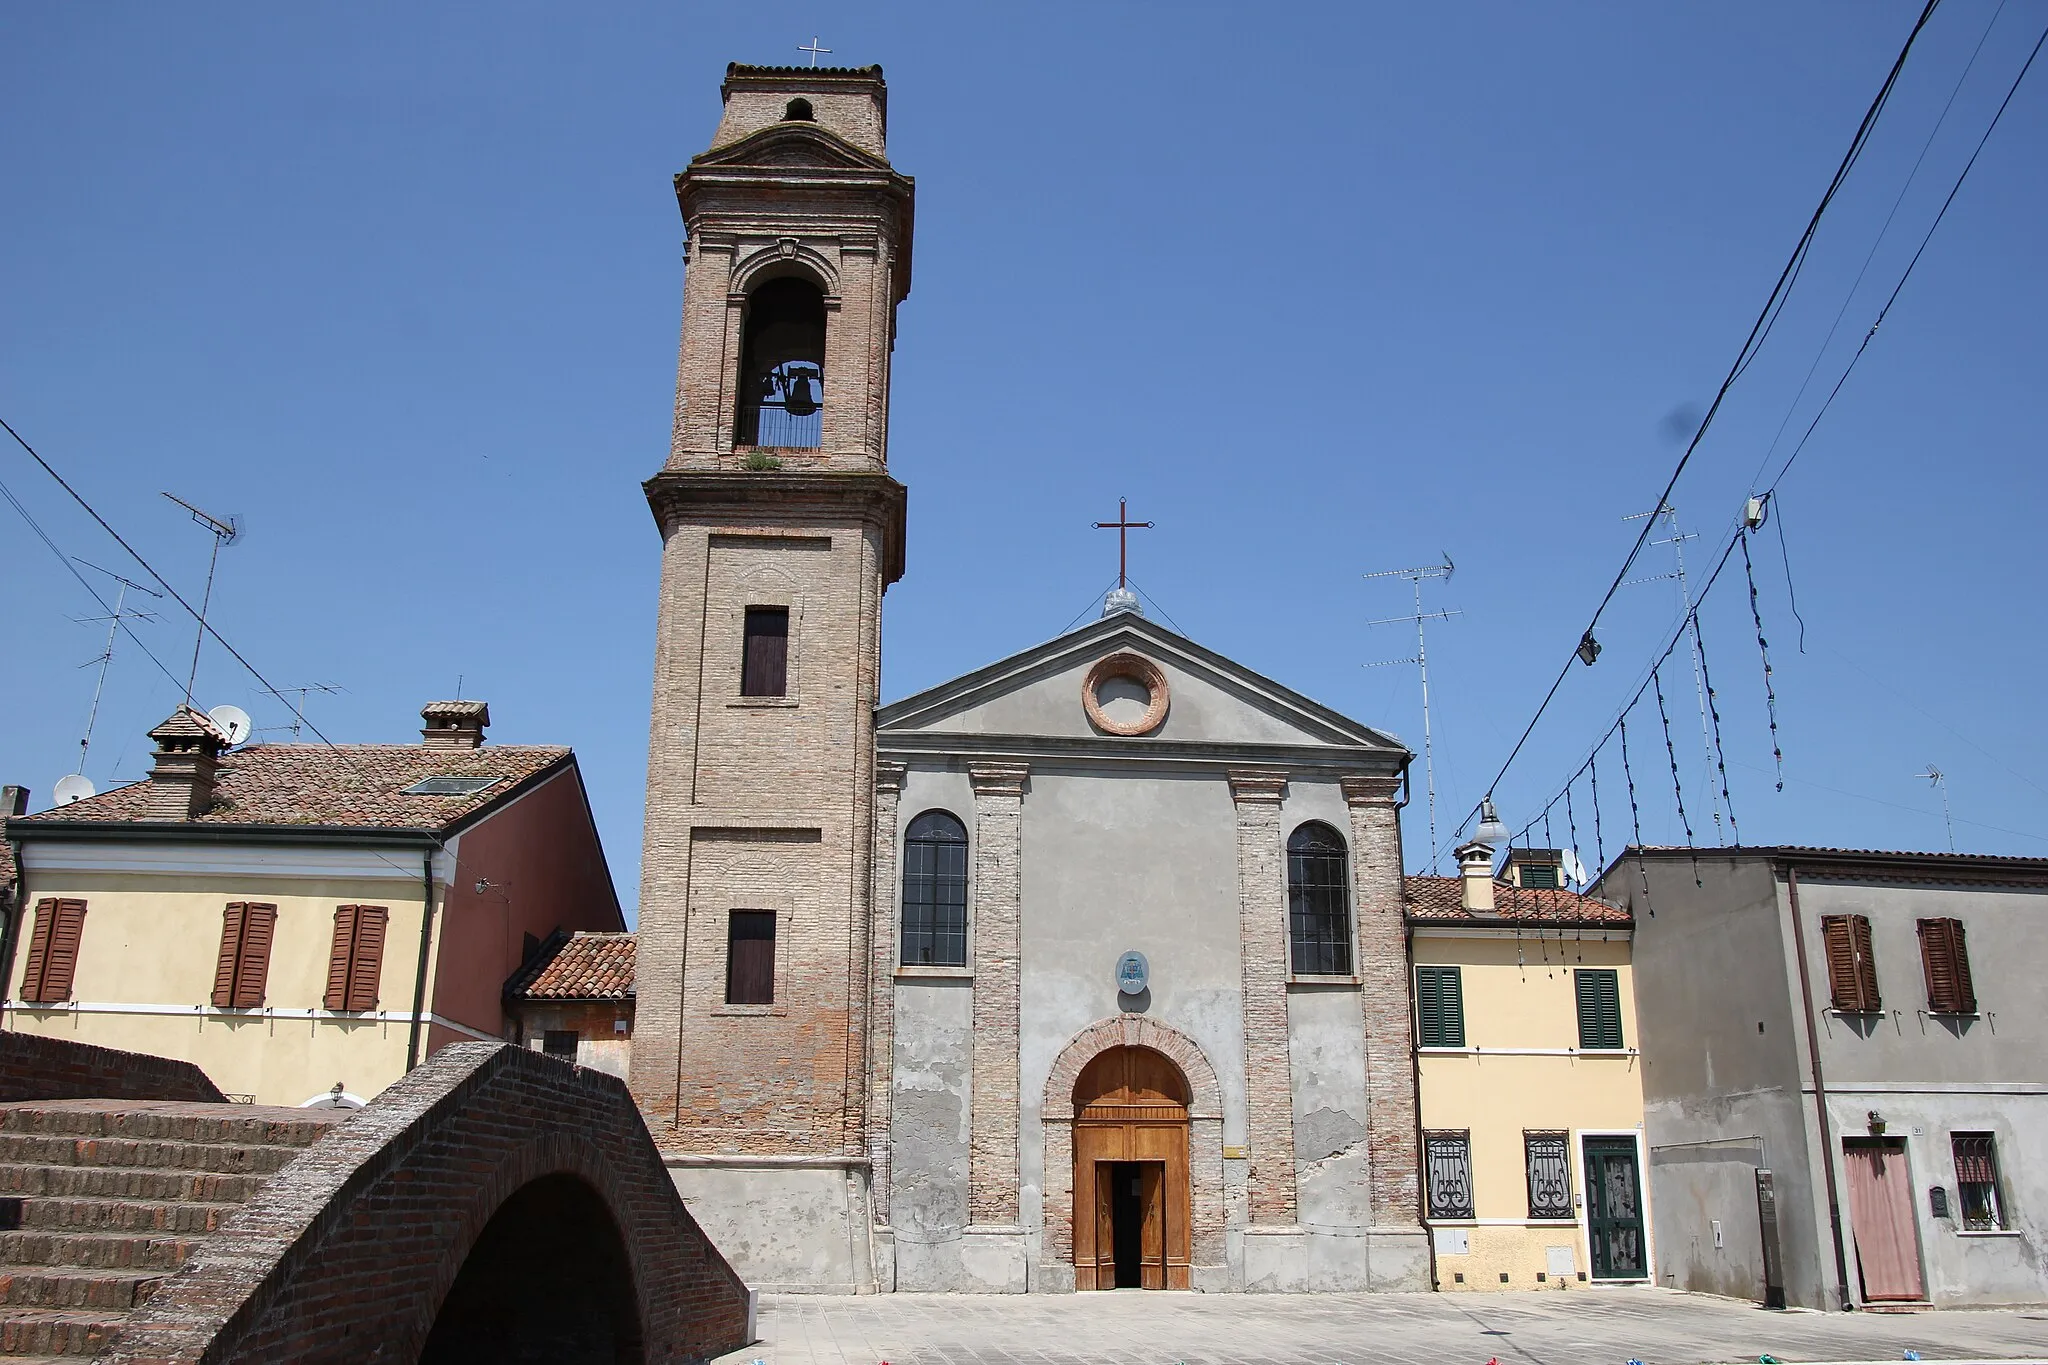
401, 775, 503, 797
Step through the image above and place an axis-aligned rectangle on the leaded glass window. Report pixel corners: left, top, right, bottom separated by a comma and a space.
1425, 1130, 1474, 1221
901, 810, 968, 967
1287, 822, 1352, 976
1525, 1131, 1573, 1219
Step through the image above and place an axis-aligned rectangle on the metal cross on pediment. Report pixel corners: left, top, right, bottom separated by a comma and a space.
798, 36, 832, 67
1092, 497, 1153, 590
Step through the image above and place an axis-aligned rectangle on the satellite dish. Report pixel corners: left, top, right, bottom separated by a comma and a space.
207, 704, 253, 746
1561, 849, 1589, 887
53, 774, 96, 806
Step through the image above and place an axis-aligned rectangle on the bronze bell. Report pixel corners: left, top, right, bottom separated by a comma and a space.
784, 372, 818, 417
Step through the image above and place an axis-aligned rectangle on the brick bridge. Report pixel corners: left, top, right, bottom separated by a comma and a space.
0, 1034, 750, 1363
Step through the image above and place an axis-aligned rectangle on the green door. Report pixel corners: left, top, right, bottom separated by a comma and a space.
1584, 1137, 1647, 1279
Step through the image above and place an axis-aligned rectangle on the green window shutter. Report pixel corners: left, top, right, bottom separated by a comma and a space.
1577, 969, 1623, 1049
1417, 966, 1465, 1048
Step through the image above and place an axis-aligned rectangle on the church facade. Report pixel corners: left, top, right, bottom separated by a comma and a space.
629, 63, 1430, 1294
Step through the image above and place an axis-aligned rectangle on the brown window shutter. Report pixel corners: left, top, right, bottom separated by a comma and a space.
213, 903, 249, 1008
1851, 914, 1880, 1011
232, 904, 277, 1010
36, 900, 88, 1005
1918, 918, 1975, 1014
20, 898, 58, 1004
345, 906, 388, 1012
325, 905, 360, 1011
1820, 915, 1862, 1011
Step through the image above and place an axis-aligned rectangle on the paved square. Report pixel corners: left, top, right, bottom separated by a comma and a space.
719, 1289, 2048, 1365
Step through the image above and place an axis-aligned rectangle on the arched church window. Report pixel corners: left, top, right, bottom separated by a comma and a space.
735, 276, 825, 449
783, 98, 815, 121
902, 810, 968, 967
1287, 821, 1352, 976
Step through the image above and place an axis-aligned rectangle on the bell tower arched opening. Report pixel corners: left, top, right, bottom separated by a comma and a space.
1072, 1046, 1192, 1289
735, 275, 826, 449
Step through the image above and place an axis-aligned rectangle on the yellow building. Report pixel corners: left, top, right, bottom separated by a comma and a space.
1, 701, 624, 1108
1406, 843, 1650, 1291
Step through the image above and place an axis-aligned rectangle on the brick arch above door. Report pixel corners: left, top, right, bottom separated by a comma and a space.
1042, 1016, 1224, 1120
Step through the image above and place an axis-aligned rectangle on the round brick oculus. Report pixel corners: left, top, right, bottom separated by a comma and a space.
1082, 652, 1169, 736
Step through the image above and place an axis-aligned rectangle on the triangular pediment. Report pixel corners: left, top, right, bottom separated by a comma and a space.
878, 613, 1408, 763
689, 123, 891, 174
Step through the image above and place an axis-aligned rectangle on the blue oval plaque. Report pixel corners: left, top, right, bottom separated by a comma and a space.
1116, 950, 1149, 995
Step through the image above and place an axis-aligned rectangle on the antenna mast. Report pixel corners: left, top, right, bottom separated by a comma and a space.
162, 492, 240, 707
1364, 556, 1461, 861
70, 558, 162, 776
1914, 765, 1956, 854
263, 682, 347, 741
1624, 502, 1722, 838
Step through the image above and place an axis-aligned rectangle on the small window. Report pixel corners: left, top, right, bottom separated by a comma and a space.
783, 97, 814, 121
211, 902, 278, 1010
1286, 822, 1352, 975
1820, 913, 1880, 1012
1425, 1130, 1475, 1220
726, 910, 776, 1005
1917, 918, 1977, 1014
542, 1029, 579, 1060
18, 898, 88, 1005
1520, 862, 1560, 890
1576, 968, 1624, 1050
902, 810, 968, 967
742, 607, 790, 697
1526, 1131, 1573, 1219
401, 775, 502, 797
1415, 965, 1465, 1048
324, 905, 388, 1013
1952, 1132, 2006, 1231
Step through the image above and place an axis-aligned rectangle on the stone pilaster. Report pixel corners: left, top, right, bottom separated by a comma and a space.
867, 759, 906, 1222
1228, 768, 1296, 1224
1343, 774, 1422, 1229
967, 762, 1028, 1226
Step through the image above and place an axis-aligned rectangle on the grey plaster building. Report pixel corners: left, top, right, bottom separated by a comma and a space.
868, 608, 1431, 1293
1592, 846, 2047, 1310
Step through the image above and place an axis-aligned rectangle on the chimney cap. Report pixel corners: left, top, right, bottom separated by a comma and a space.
1454, 840, 1495, 863
148, 705, 230, 747
421, 700, 490, 726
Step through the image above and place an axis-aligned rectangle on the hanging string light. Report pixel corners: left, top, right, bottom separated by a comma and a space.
1565, 783, 1582, 888
1689, 610, 1740, 845
1655, 667, 1702, 887
1589, 750, 1608, 872
1741, 528, 1786, 791
1620, 714, 1655, 917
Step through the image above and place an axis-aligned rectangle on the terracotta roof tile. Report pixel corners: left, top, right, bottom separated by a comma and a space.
12, 743, 570, 836
1404, 875, 1630, 925
506, 932, 635, 1001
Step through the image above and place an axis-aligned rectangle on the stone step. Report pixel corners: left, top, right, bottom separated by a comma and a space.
10, 1196, 239, 1236
0, 1267, 164, 1311
0, 1306, 125, 1357
0, 1230, 200, 1273
0, 1164, 269, 1204
0, 1133, 308, 1176
0, 1102, 335, 1149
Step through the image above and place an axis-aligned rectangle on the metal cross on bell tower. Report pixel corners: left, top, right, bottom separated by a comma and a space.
1092, 497, 1153, 617
797, 36, 832, 66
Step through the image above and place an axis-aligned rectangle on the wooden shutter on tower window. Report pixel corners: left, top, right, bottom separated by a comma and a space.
21, 899, 88, 1005
1820, 913, 1880, 1012
324, 906, 359, 1010
1918, 918, 1976, 1014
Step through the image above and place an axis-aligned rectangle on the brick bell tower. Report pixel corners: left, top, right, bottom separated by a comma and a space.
630, 64, 911, 1290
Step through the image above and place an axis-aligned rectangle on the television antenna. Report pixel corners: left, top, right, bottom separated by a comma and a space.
162, 492, 240, 707
1363, 555, 1461, 861
68, 557, 162, 778
263, 682, 347, 741
1623, 502, 1722, 837
1913, 765, 1955, 854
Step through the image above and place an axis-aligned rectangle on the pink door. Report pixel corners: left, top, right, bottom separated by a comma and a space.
1843, 1140, 1925, 1302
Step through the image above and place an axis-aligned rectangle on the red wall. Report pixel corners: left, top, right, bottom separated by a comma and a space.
428, 765, 624, 1046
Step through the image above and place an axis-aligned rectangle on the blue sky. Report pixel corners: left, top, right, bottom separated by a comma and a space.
5, 3, 2043, 918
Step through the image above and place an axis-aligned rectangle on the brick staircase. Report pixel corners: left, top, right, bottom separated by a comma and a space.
0, 1099, 342, 1361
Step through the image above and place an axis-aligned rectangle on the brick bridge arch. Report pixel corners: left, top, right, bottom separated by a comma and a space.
1038, 1016, 1227, 1291
104, 1043, 749, 1364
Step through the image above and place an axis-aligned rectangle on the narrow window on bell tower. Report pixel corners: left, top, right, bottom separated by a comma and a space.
736, 277, 825, 449
742, 606, 790, 696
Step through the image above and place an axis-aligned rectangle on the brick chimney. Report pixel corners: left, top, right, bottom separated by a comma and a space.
421, 700, 489, 751
145, 708, 228, 820
1456, 841, 1496, 914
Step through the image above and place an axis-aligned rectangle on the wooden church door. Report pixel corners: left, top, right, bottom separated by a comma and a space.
1072, 1047, 1191, 1289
